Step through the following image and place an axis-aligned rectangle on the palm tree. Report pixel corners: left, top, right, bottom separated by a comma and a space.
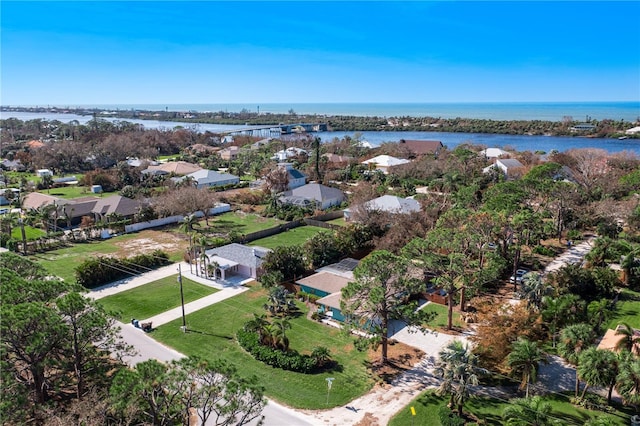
615, 322, 640, 353
434, 340, 485, 417
179, 214, 200, 274
558, 323, 595, 397
502, 396, 554, 426
507, 338, 548, 398
616, 351, 640, 407
263, 286, 296, 317
271, 318, 291, 351
587, 299, 611, 333
244, 314, 271, 346
577, 347, 618, 403
519, 272, 553, 311
620, 247, 640, 286
311, 346, 331, 368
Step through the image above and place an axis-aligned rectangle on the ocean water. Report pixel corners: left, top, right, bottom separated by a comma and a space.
5, 101, 640, 122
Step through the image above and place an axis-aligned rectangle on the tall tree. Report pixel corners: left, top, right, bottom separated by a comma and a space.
614, 322, 640, 353
341, 250, 433, 364
577, 347, 618, 403
507, 338, 548, 398
557, 323, 595, 397
616, 351, 640, 408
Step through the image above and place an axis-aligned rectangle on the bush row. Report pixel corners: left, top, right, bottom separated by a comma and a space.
236, 329, 317, 373
75, 250, 170, 288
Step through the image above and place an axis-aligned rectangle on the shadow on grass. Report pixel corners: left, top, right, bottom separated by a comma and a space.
185, 328, 234, 339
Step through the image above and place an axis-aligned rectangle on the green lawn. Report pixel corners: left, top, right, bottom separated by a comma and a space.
327, 217, 347, 226
604, 289, 640, 330
151, 285, 373, 409
389, 390, 632, 426
421, 302, 465, 330
247, 226, 325, 249
11, 225, 46, 241
31, 232, 185, 283
200, 212, 285, 235
47, 185, 119, 199
97, 275, 218, 320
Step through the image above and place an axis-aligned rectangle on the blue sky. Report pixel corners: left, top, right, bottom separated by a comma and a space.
2, 1, 639, 105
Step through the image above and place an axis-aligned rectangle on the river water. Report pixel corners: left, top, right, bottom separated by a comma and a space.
2, 111, 639, 155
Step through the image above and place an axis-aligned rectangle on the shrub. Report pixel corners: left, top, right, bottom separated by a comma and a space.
236, 329, 317, 373
532, 245, 555, 257
75, 250, 170, 288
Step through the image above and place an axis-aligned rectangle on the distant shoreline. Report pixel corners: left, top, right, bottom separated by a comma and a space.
2, 105, 638, 140
2, 101, 639, 122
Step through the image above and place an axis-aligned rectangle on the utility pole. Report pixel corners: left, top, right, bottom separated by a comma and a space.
178, 264, 186, 332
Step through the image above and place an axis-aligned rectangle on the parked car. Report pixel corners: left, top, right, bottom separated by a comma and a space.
509, 269, 529, 284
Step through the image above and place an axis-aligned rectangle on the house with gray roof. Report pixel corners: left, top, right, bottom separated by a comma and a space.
204, 243, 271, 280
91, 195, 141, 222
344, 194, 421, 221
279, 183, 345, 210
278, 163, 307, 190
183, 169, 240, 189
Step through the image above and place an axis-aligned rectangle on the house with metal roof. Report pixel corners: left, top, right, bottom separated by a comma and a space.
361, 155, 410, 174
204, 243, 271, 280
483, 158, 525, 178
181, 169, 240, 189
343, 194, 421, 221
279, 183, 345, 210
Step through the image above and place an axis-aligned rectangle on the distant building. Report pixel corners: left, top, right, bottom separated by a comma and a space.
278, 163, 307, 190
279, 183, 345, 210
570, 123, 596, 132
144, 161, 202, 176
479, 148, 510, 159
177, 169, 240, 189
361, 155, 410, 174
397, 139, 444, 158
344, 194, 421, 221
483, 158, 525, 178
219, 146, 241, 161
36, 169, 53, 178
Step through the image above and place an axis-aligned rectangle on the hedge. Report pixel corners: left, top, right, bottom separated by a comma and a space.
75, 250, 170, 288
236, 329, 317, 373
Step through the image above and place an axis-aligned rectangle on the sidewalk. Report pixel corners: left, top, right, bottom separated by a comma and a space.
142, 285, 249, 327
544, 237, 595, 275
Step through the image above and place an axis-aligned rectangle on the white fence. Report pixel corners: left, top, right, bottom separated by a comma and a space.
124, 203, 231, 233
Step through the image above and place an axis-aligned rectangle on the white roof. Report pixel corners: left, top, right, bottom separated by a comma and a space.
361, 155, 410, 167
625, 126, 640, 135
480, 148, 509, 158
356, 195, 421, 214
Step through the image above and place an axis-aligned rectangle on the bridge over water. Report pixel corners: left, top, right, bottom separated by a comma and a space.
220, 122, 327, 137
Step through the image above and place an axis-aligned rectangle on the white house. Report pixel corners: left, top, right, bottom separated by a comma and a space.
272, 147, 308, 161
184, 169, 240, 189
479, 148, 510, 159
36, 169, 53, 178
344, 194, 421, 221
483, 158, 525, 178
361, 155, 410, 174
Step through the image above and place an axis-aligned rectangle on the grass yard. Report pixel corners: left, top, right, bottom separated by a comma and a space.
604, 288, 640, 330
31, 230, 189, 283
327, 217, 347, 226
389, 390, 632, 426
151, 285, 374, 409
247, 226, 325, 249
47, 186, 118, 199
198, 212, 285, 235
97, 275, 218, 320
421, 302, 465, 330
11, 225, 46, 241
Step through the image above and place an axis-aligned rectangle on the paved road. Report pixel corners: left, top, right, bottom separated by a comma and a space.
96, 264, 318, 426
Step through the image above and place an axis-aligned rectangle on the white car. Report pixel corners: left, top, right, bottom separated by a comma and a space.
509, 269, 529, 284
